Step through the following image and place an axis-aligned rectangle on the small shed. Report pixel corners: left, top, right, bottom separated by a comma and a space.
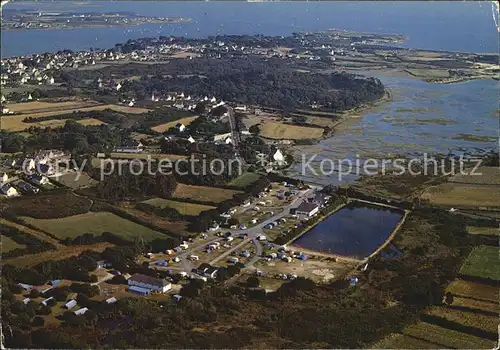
50, 279, 61, 286
40, 287, 53, 295
74, 307, 89, 316
173, 294, 182, 303
105, 297, 117, 304
41, 297, 54, 306
22, 298, 31, 305
65, 300, 77, 309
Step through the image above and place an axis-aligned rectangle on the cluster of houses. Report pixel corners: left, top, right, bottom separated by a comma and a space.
18, 279, 117, 317
1, 30, 349, 93
0, 150, 71, 198
1, 50, 127, 88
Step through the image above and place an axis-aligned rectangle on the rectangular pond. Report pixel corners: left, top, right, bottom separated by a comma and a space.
292, 202, 404, 259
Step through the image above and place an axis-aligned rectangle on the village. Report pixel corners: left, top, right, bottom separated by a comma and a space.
3, 143, 365, 322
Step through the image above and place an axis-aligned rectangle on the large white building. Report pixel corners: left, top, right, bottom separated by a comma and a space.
294, 202, 319, 218
127, 273, 172, 293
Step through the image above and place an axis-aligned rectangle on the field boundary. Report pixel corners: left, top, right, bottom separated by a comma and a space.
0, 218, 63, 248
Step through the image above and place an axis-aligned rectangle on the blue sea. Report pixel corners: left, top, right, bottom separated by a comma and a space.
2, 1, 499, 57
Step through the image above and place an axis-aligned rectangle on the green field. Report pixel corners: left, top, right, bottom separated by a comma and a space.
403, 322, 494, 349
227, 172, 261, 188
459, 245, 500, 281
467, 226, 498, 236
141, 198, 215, 216
1, 235, 26, 252
21, 212, 167, 242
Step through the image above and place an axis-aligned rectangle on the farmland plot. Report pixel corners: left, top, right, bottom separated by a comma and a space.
403, 322, 495, 349
459, 245, 500, 281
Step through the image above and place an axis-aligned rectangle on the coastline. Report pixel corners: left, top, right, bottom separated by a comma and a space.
280, 87, 393, 175
0, 18, 192, 32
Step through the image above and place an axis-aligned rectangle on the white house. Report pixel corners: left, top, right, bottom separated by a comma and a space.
127, 273, 172, 293
23, 158, 36, 172
0, 172, 8, 184
213, 132, 232, 144
272, 149, 286, 165
1, 185, 19, 197
175, 123, 186, 133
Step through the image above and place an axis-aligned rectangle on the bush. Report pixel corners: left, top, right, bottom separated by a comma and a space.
108, 275, 127, 285
37, 305, 52, 315
246, 276, 260, 288
32, 316, 45, 327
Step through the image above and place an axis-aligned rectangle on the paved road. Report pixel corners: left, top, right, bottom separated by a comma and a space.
227, 106, 247, 167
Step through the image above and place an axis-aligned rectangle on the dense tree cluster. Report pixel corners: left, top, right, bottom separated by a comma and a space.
2, 191, 92, 219
115, 58, 385, 112
96, 167, 178, 201
23, 120, 125, 154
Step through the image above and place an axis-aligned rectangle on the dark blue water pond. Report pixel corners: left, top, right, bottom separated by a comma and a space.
293, 202, 403, 259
